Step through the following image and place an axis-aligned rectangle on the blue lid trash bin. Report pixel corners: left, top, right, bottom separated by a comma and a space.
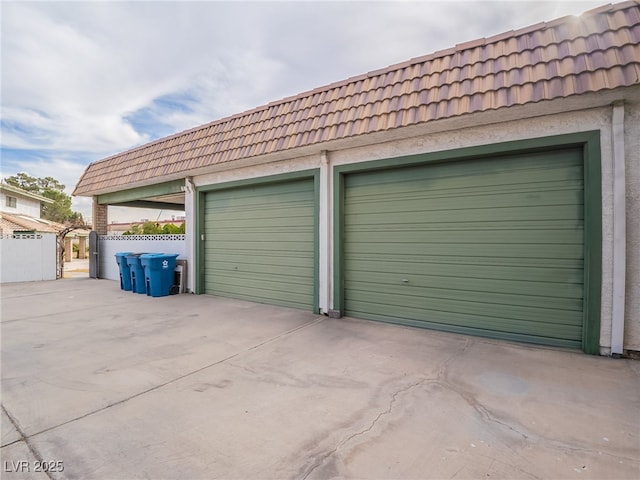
115, 252, 134, 291
126, 254, 148, 294
140, 254, 179, 297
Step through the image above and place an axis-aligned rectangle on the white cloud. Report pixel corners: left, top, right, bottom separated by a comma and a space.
2, 157, 86, 194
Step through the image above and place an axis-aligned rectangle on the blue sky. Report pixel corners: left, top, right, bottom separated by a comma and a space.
1, 0, 604, 222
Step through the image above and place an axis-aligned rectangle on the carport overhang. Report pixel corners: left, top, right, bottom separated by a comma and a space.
95, 179, 185, 211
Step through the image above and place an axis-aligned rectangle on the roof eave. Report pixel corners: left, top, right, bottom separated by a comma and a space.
0, 183, 56, 204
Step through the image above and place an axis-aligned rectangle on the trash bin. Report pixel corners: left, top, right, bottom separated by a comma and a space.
141, 253, 179, 297
126, 254, 148, 294
115, 252, 134, 291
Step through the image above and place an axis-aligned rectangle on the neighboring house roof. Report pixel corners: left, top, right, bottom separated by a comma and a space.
0, 211, 66, 234
1, 182, 55, 204
73, 1, 640, 197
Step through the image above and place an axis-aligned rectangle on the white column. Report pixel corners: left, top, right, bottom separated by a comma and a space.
319, 150, 332, 313
611, 102, 626, 355
184, 177, 197, 293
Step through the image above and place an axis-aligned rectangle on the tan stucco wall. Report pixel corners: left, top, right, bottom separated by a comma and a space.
192, 89, 640, 354
194, 153, 320, 187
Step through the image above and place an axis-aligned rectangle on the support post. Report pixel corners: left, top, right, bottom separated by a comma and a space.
611, 101, 626, 356
184, 177, 196, 293
92, 197, 108, 235
319, 151, 332, 314
78, 235, 87, 259
64, 237, 72, 262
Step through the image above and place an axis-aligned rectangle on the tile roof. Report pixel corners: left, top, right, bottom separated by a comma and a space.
0, 211, 66, 234
74, 1, 640, 196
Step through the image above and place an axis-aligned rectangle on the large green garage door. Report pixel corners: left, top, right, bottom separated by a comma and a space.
343, 148, 585, 348
204, 179, 315, 310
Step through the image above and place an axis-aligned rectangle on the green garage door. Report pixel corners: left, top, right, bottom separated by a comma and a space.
343, 148, 585, 348
204, 179, 315, 310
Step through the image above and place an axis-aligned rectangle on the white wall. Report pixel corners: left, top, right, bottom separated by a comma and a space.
0, 234, 57, 283
98, 235, 187, 285
3, 193, 43, 218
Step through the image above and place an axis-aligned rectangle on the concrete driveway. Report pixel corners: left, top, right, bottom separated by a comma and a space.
1, 278, 638, 480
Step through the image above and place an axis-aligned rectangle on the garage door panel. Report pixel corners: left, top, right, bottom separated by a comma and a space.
345, 219, 582, 231
345, 242, 583, 259
345, 288, 583, 325
209, 235, 310, 252
345, 228, 583, 245
346, 166, 582, 197
346, 307, 583, 347
205, 251, 312, 267
206, 218, 314, 230
205, 202, 313, 214
346, 150, 582, 186
345, 205, 583, 224
204, 179, 314, 310
346, 258, 583, 283
204, 206, 313, 223
208, 273, 312, 293
208, 262, 313, 280
345, 189, 583, 214
348, 179, 584, 204
347, 252, 582, 269
345, 271, 583, 299
346, 300, 583, 340
206, 283, 312, 310
345, 281, 583, 312
208, 232, 313, 243
343, 148, 585, 347
205, 180, 311, 201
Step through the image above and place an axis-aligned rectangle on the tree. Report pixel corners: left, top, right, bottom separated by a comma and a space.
123, 222, 185, 235
4, 173, 83, 224
162, 223, 184, 234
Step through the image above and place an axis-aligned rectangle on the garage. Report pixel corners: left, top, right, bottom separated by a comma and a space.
342, 147, 587, 348
202, 178, 316, 311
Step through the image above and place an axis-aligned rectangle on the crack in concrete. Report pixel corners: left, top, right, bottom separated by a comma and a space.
1, 404, 56, 480
442, 380, 530, 440
438, 360, 637, 466
299, 338, 546, 480
435, 352, 637, 468
300, 340, 472, 480
298, 337, 637, 480
339, 378, 427, 445
19, 316, 326, 441
548, 440, 640, 463
301, 377, 427, 480
435, 339, 530, 442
